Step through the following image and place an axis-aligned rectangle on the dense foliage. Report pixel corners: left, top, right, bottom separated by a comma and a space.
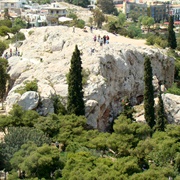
0, 105, 180, 179
97, 0, 118, 15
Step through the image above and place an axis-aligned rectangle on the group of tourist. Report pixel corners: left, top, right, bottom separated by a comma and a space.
3, 48, 20, 59
93, 35, 110, 46
89, 34, 110, 55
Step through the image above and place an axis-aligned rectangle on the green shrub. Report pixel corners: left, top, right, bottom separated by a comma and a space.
82, 69, 90, 86
127, 25, 142, 38
159, 40, 168, 49
15, 79, 38, 95
166, 83, 180, 95
107, 21, 118, 33
118, 27, 128, 36
0, 41, 7, 56
76, 19, 85, 29
146, 35, 155, 45
11, 32, 25, 43
28, 30, 34, 36
51, 94, 67, 115
67, 12, 77, 20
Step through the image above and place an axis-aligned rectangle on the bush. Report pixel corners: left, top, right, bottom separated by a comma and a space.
11, 32, 25, 43
107, 21, 118, 33
118, 27, 128, 36
159, 40, 168, 49
166, 83, 180, 95
76, 19, 85, 29
127, 25, 142, 38
146, 35, 155, 45
67, 12, 77, 20
51, 94, 67, 115
15, 79, 38, 95
0, 41, 7, 56
28, 30, 34, 36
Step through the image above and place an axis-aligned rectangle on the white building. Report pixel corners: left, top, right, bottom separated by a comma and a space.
42, 3, 66, 17
0, 0, 28, 10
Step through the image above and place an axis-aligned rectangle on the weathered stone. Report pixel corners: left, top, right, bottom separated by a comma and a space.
6, 92, 21, 112
162, 93, 180, 124
18, 91, 39, 110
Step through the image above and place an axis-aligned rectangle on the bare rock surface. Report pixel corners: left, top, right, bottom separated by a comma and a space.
5, 25, 175, 131
163, 93, 180, 124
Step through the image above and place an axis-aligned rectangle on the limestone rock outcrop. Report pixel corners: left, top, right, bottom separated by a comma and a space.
163, 93, 180, 124
18, 91, 39, 110
5, 26, 175, 131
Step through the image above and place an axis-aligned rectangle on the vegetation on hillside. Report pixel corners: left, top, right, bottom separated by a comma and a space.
0, 104, 179, 179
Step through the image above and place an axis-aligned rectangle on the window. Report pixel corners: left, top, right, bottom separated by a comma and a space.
11, 3, 14, 7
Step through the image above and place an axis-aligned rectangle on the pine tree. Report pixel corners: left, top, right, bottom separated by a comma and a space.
144, 56, 155, 129
121, 97, 135, 121
155, 92, 166, 131
67, 45, 85, 116
168, 16, 177, 49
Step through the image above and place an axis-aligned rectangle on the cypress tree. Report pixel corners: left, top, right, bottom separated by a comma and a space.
168, 15, 177, 49
0, 59, 9, 109
155, 91, 166, 131
144, 56, 155, 129
67, 45, 85, 116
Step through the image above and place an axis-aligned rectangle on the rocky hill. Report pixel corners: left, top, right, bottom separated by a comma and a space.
5, 25, 175, 131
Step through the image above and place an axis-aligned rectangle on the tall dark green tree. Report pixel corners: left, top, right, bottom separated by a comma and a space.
98, 0, 117, 14
168, 16, 177, 49
155, 92, 166, 131
67, 45, 85, 116
144, 56, 155, 129
0, 58, 9, 109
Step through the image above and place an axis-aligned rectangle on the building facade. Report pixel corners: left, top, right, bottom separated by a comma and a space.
170, 5, 180, 21
0, 0, 28, 10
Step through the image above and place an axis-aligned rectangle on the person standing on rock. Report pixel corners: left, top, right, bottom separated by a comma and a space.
90, 26, 93, 33
10, 49, 12, 57
106, 35, 109, 44
103, 35, 106, 44
97, 35, 100, 42
100, 38, 103, 47
93, 35, 96, 43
